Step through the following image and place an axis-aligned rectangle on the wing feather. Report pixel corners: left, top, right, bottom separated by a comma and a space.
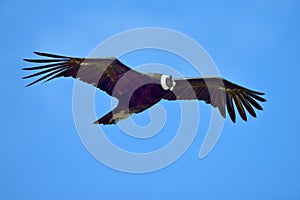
163, 77, 266, 122
23, 52, 136, 97
233, 94, 247, 121
238, 93, 256, 118
243, 92, 264, 110
25, 68, 66, 87
246, 92, 266, 102
226, 93, 236, 122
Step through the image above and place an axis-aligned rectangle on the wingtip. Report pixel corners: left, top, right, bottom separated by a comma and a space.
229, 112, 236, 123
33, 51, 72, 59
33, 51, 42, 55
250, 111, 257, 118
254, 91, 265, 95
25, 82, 33, 87
257, 93, 267, 102
242, 116, 248, 122
33, 51, 50, 56
33, 51, 49, 56
261, 98, 267, 102
22, 67, 34, 70
257, 106, 264, 111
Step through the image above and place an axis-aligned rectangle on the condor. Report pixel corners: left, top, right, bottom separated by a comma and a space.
23, 52, 266, 124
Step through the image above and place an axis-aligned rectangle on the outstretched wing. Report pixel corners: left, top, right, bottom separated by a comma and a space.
163, 77, 266, 122
22, 52, 137, 97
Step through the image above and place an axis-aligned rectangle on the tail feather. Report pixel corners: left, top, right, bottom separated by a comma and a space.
93, 111, 116, 125
93, 108, 131, 125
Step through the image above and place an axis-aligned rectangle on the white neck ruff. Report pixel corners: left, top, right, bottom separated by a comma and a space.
160, 75, 170, 90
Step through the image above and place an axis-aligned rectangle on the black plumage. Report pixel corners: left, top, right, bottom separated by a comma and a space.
23, 52, 266, 124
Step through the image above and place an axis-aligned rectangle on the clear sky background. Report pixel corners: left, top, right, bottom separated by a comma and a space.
1, 0, 300, 199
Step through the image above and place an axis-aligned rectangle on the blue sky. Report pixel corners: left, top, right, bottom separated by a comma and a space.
1, 0, 300, 199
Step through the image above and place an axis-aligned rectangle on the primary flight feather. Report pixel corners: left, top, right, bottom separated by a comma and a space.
23, 52, 266, 124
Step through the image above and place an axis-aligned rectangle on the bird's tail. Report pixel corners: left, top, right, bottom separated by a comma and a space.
93, 111, 115, 125
93, 108, 130, 125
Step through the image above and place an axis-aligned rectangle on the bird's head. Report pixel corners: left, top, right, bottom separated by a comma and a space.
161, 75, 176, 91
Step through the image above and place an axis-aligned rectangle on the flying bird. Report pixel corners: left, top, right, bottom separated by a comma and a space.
23, 52, 266, 124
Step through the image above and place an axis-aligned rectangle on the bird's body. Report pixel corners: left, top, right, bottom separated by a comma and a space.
23, 52, 266, 124
98, 72, 167, 124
